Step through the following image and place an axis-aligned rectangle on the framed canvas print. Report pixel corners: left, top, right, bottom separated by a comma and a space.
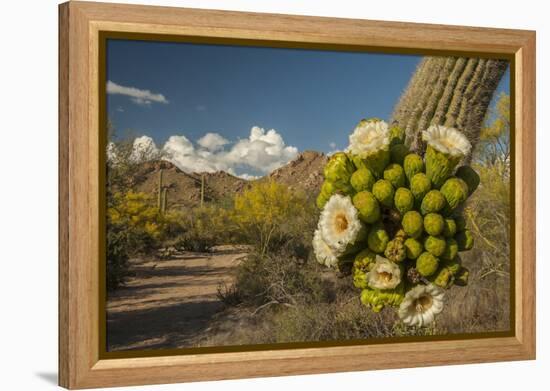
58, 1, 536, 389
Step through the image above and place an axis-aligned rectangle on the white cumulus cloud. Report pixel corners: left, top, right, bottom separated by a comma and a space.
131, 135, 160, 161
163, 135, 230, 173
107, 81, 169, 106
162, 126, 298, 177
109, 126, 299, 179
197, 133, 229, 151
223, 126, 298, 173
237, 173, 261, 180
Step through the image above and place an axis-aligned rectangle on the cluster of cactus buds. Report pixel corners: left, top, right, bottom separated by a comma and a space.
313, 119, 479, 326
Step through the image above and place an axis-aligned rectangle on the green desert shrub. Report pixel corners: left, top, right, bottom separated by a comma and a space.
232, 246, 328, 309
174, 205, 235, 252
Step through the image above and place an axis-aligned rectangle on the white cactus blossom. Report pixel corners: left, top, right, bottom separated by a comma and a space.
319, 194, 363, 252
398, 284, 445, 327
312, 227, 342, 268
347, 120, 390, 157
366, 256, 401, 290
422, 125, 472, 157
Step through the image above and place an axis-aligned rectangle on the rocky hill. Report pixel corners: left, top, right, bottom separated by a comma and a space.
268, 150, 327, 192
132, 151, 327, 208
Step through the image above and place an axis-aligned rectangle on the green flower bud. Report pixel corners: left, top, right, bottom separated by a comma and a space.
316, 192, 329, 209
350, 168, 376, 192
395, 228, 407, 239
424, 213, 445, 236
404, 237, 423, 259
389, 125, 405, 146
317, 180, 353, 209
416, 252, 440, 277
383, 163, 406, 189
425, 145, 462, 189
394, 187, 414, 215
384, 237, 406, 263
420, 190, 447, 215
440, 177, 469, 212
360, 286, 404, 312
351, 150, 390, 179
441, 255, 461, 275
424, 235, 446, 257
410, 172, 432, 205
454, 214, 467, 231
441, 238, 459, 261
323, 152, 355, 185
429, 267, 454, 289
442, 217, 457, 238
367, 224, 390, 253
354, 248, 377, 268
353, 270, 368, 289
320, 180, 335, 197
456, 165, 480, 195
390, 144, 409, 165
352, 191, 381, 224
352, 249, 377, 289
404, 153, 425, 182
372, 179, 395, 208
456, 229, 474, 251
454, 267, 470, 286
402, 210, 423, 239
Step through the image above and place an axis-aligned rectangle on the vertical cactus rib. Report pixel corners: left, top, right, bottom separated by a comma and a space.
456, 59, 488, 131
463, 59, 509, 149
414, 57, 458, 152
404, 57, 446, 150
390, 56, 508, 153
432, 58, 467, 125
391, 58, 429, 127
444, 58, 480, 128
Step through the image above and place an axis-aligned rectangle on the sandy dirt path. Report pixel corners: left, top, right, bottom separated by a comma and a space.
106, 245, 248, 351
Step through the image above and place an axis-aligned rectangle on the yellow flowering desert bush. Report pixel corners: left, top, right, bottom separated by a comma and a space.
232, 180, 315, 255
107, 190, 183, 289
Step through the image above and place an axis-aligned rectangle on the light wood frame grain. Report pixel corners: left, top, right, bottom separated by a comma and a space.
59, 1, 536, 389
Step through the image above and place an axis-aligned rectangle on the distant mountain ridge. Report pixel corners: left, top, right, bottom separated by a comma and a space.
132, 151, 327, 208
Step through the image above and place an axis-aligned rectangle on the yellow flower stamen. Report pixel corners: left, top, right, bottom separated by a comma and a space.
334, 213, 349, 232
414, 295, 433, 313
378, 271, 394, 283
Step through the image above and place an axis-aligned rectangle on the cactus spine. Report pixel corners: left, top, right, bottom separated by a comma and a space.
391, 57, 508, 156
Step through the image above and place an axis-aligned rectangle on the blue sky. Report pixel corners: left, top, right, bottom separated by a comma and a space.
106, 39, 509, 177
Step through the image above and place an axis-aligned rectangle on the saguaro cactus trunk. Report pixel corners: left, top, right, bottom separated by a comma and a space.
200, 174, 205, 208
157, 168, 164, 211
391, 57, 509, 155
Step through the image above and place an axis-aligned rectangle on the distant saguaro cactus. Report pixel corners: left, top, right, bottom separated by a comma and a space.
391, 57, 508, 155
157, 168, 163, 210
161, 188, 167, 214
200, 174, 205, 208
157, 168, 167, 214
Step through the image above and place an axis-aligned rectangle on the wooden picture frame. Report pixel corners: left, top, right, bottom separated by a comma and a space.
58, 1, 536, 389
